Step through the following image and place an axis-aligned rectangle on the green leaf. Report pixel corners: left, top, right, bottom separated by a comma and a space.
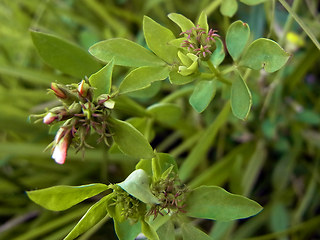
220, 0, 238, 17
226, 20, 250, 61
181, 223, 213, 240
189, 80, 216, 113
239, 38, 290, 73
169, 71, 197, 85
147, 103, 182, 124
185, 186, 263, 221
89, 38, 165, 67
157, 220, 175, 240
108, 118, 155, 159
141, 218, 160, 240
27, 184, 108, 211
143, 16, 178, 64
128, 81, 162, 99
231, 73, 252, 120
168, 13, 195, 32
118, 169, 160, 204
197, 12, 209, 33
30, 31, 101, 78
119, 66, 170, 94
64, 195, 111, 240
240, 0, 267, 5
114, 219, 141, 240
211, 37, 225, 67
89, 59, 114, 98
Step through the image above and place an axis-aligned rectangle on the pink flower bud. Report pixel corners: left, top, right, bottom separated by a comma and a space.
51, 83, 67, 99
43, 112, 57, 124
52, 129, 71, 164
78, 80, 90, 97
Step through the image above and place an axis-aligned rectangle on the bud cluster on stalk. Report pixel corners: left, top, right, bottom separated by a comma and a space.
38, 80, 115, 164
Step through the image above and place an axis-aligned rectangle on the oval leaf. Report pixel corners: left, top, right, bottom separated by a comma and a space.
240, 38, 290, 73
185, 186, 263, 221
119, 66, 169, 94
169, 71, 197, 85
114, 219, 142, 240
64, 195, 111, 240
220, 0, 238, 17
226, 20, 250, 61
108, 118, 155, 159
231, 73, 252, 120
181, 223, 213, 240
31, 31, 101, 78
118, 169, 160, 204
168, 13, 195, 32
143, 16, 178, 64
27, 183, 108, 211
89, 59, 114, 98
189, 80, 216, 113
89, 38, 165, 67
211, 37, 225, 67
147, 103, 182, 124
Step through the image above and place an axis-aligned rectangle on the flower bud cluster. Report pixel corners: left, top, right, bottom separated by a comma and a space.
181, 25, 219, 60
149, 175, 188, 219
41, 81, 114, 164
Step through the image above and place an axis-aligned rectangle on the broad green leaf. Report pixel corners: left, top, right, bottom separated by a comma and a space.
127, 117, 155, 142
168, 13, 195, 32
220, 0, 238, 17
118, 169, 160, 204
89, 38, 165, 67
114, 219, 141, 240
152, 153, 179, 181
157, 220, 175, 240
169, 71, 197, 85
30, 31, 101, 78
185, 186, 263, 221
27, 184, 108, 211
89, 59, 114, 98
182, 223, 213, 240
226, 20, 250, 61
231, 73, 252, 120
136, 159, 153, 177
197, 12, 209, 33
64, 195, 111, 240
128, 81, 162, 99
240, 38, 290, 73
240, 0, 267, 5
108, 118, 155, 159
147, 103, 182, 124
211, 37, 225, 67
189, 80, 216, 113
141, 218, 160, 240
143, 16, 178, 64
119, 66, 169, 94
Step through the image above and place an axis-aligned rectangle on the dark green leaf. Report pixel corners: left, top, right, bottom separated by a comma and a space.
114, 219, 141, 240
168, 13, 194, 32
108, 118, 154, 159
30, 31, 101, 78
89, 59, 114, 98
64, 195, 111, 240
27, 184, 108, 211
181, 223, 213, 240
89, 38, 165, 67
226, 20, 250, 61
231, 73, 252, 120
240, 38, 290, 73
185, 186, 263, 221
189, 80, 216, 113
143, 16, 178, 63
119, 66, 169, 94
118, 169, 160, 204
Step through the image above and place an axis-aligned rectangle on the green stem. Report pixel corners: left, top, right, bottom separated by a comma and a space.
278, 0, 320, 50
160, 86, 194, 103
206, 61, 232, 85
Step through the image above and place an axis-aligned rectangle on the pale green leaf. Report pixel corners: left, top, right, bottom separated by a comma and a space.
226, 20, 250, 61
185, 186, 263, 221
147, 103, 182, 124
240, 0, 267, 5
89, 59, 114, 98
182, 223, 213, 240
197, 12, 209, 33
211, 37, 225, 67
189, 80, 216, 113
119, 66, 169, 94
89, 38, 165, 67
240, 38, 290, 73
27, 184, 108, 211
168, 13, 195, 32
231, 73, 252, 120
31, 31, 101, 78
157, 220, 175, 240
143, 16, 178, 63
141, 218, 160, 240
169, 71, 197, 85
114, 219, 141, 240
108, 118, 155, 159
220, 0, 238, 17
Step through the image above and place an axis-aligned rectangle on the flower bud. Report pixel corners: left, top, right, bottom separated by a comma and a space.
52, 128, 72, 164
51, 83, 67, 99
43, 112, 58, 124
78, 80, 90, 98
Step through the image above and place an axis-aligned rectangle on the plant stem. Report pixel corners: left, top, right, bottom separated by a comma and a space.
160, 86, 194, 103
206, 60, 232, 85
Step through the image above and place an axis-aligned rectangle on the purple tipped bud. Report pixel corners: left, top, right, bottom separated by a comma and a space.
43, 112, 57, 124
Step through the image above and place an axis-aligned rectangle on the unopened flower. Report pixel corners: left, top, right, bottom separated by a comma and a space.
52, 128, 72, 164
51, 83, 67, 99
43, 112, 58, 124
78, 80, 90, 98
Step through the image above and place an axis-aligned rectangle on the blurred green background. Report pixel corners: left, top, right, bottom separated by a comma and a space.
0, 0, 319, 239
